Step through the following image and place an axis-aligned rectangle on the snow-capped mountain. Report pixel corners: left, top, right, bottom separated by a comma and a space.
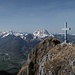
33, 29, 54, 39
0, 29, 75, 43
0, 29, 54, 40
0, 31, 27, 40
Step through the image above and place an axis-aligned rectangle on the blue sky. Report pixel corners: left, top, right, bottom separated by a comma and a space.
0, 0, 75, 34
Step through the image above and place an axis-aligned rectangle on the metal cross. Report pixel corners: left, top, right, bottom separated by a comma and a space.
62, 22, 71, 43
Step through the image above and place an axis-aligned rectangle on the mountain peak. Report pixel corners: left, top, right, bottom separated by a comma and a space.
33, 29, 54, 39
17, 37, 75, 75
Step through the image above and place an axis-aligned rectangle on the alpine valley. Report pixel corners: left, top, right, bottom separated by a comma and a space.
0, 29, 75, 75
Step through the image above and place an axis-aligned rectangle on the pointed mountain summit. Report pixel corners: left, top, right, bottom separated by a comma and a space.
17, 37, 61, 75
33, 29, 54, 39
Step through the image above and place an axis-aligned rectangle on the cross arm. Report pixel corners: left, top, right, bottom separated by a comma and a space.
62, 28, 71, 30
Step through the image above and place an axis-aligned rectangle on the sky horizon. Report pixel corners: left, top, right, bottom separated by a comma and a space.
0, 0, 75, 34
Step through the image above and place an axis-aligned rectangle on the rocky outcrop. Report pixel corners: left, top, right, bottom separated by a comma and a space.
17, 38, 60, 75
17, 37, 75, 75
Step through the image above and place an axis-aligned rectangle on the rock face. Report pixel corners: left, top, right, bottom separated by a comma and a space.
17, 37, 75, 75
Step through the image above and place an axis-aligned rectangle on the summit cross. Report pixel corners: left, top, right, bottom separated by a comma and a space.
62, 22, 71, 43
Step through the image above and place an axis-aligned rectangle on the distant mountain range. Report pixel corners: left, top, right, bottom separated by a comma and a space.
0, 29, 54, 39
0, 29, 75, 74
0, 29, 75, 43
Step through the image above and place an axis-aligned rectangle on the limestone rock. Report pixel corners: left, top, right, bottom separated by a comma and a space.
17, 38, 75, 75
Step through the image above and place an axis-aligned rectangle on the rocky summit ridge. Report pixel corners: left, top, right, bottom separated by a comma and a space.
17, 37, 75, 75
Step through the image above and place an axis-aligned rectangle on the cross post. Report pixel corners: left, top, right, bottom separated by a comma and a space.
62, 22, 71, 43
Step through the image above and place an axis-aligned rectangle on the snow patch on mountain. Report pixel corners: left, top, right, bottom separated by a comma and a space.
33, 29, 54, 39
0, 29, 54, 40
0, 31, 27, 39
